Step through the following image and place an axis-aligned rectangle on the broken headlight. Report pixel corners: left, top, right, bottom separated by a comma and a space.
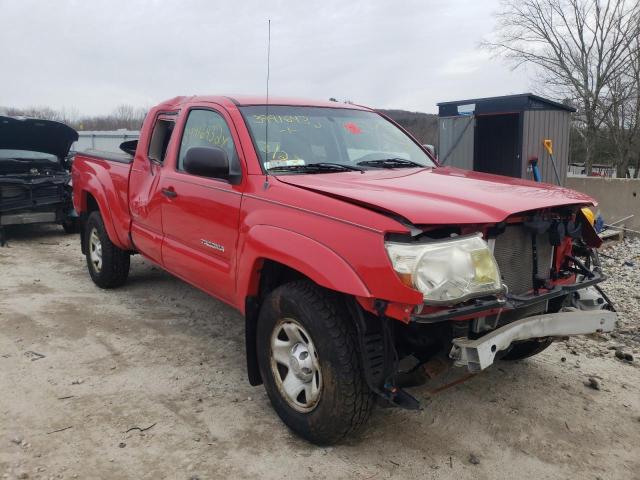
385, 233, 503, 304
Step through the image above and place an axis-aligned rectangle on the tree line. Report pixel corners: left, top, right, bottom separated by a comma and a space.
0, 104, 147, 131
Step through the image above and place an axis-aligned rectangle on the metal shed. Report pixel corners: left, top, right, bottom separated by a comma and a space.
437, 94, 575, 185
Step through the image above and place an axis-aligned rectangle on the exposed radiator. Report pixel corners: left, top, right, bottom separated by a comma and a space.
492, 225, 554, 296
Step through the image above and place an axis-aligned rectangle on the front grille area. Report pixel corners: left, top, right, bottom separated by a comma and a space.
493, 225, 554, 296
0, 185, 24, 200
0, 183, 65, 212
33, 185, 62, 199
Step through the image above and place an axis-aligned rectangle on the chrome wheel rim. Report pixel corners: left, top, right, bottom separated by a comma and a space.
270, 318, 322, 412
89, 228, 102, 273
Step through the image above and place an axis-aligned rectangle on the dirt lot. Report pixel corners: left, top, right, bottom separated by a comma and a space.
1, 225, 639, 480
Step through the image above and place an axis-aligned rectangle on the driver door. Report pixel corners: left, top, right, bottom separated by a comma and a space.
160, 107, 244, 303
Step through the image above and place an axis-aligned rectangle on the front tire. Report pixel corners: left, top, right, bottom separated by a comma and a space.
502, 339, 553, 361
257, 281, 373, 445
84, 211, 130, 289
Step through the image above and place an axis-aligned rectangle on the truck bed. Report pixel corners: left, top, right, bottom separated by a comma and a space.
71, 149, 134, 250
78, 149, 133, 164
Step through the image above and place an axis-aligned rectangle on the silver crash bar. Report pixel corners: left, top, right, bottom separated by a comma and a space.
450, 309, 617, 373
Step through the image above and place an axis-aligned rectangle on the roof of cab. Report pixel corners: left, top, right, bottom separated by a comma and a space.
153, 95, 371, 111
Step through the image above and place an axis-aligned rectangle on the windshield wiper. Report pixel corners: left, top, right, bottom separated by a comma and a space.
267, 162, 364, 173
308, 162, 364, 172
356, 158, 424, 169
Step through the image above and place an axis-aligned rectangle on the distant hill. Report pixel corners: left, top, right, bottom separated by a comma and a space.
377, 109, 439, 147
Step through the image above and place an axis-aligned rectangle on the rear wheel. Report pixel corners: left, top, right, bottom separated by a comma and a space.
257, 281, 373, 445
502, 339, 553, 361
84, 211, 130, 288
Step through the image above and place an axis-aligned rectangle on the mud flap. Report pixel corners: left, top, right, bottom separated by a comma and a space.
245, 296, 262, 386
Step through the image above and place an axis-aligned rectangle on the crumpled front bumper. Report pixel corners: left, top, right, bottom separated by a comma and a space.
450, 309, 617, 373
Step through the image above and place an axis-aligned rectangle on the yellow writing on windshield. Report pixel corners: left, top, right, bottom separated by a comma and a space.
253, 115, 309, 124
256, 141, 299, 161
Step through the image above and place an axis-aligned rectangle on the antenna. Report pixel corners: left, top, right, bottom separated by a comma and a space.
264, 19, 271, 181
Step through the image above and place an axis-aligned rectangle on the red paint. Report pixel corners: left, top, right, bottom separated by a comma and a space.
344, 122, 362, 134
554, 236, 573, 271
72, 95, 597, 322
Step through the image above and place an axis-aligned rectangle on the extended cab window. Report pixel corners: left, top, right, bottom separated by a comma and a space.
148, 118, 175, 163
178, 109, 240, 174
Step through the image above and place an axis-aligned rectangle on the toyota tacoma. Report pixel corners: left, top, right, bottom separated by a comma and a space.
71, 96, 616, 444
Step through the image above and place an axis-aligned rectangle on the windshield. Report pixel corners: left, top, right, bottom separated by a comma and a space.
0, 149, 58, 161
239, 106, 436, 173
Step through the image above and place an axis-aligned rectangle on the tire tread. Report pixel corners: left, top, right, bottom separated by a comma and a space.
258, 280, 373, 444
85, 211, 130, 289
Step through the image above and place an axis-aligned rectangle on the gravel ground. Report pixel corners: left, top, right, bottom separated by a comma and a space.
563, 236, 640, 358
1, 225, 639, 480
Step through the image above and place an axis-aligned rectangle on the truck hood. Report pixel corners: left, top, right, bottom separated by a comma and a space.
0, 116, 79, 159
275, 167, 594, 225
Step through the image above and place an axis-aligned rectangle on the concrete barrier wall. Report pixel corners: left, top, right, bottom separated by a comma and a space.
566, 177, 640, 233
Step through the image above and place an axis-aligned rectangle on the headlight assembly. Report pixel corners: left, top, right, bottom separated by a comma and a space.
385, 233, 503, 304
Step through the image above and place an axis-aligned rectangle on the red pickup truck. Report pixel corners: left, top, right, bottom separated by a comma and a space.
72, 95, 616, 444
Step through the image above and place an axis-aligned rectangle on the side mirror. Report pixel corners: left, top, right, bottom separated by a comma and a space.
183, 146, 235, 181
422, 144, 437, 158
120, 139, 138, 156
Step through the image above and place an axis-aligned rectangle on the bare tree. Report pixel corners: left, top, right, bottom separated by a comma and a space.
113, 104, 139, 130
2, 104, 147, 131
6, 105, 63, 121
485, 0, 640, 174
604, 35, 640, 177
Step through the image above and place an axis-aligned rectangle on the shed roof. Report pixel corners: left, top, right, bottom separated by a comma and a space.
437, 93, 576, 116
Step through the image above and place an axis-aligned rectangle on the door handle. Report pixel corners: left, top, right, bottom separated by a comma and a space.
161, 188, 177, 198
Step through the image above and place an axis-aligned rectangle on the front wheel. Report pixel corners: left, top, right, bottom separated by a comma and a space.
501, 339, 553, 361
257, 281, 373, 445
84, 211, 130, 289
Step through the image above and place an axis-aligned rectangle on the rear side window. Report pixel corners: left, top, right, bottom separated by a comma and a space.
148, 119, 175, 163
177, 109, 239, 174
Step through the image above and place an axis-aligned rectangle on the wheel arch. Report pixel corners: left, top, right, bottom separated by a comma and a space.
77, 187, 126, 251
78, 191, 100, 254
239, 226, 373, 386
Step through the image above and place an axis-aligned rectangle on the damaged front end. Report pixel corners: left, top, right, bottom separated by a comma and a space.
0, 169, 73, 225
0, 116, 79, 243
356, 205, 616, 408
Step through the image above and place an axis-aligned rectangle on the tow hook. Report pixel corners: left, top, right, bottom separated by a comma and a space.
381, 382, 421, 410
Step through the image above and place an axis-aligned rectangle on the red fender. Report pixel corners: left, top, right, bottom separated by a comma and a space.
237, 225, 371, 311
73, 163, 132, 250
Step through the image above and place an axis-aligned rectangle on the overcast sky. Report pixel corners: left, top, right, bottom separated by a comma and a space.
0, 0, 534, 115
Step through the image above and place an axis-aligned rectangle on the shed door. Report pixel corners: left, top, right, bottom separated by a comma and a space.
474, 113, 521, 178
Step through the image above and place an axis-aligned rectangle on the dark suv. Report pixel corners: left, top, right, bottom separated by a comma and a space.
0, 116, 79, 244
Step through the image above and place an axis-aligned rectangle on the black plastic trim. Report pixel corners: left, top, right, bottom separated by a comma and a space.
80, 149, 133, 164
412, 271, 607, 323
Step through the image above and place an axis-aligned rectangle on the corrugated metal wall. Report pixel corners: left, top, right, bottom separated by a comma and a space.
438, 116, 474, 170
521, 110, 570, 185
